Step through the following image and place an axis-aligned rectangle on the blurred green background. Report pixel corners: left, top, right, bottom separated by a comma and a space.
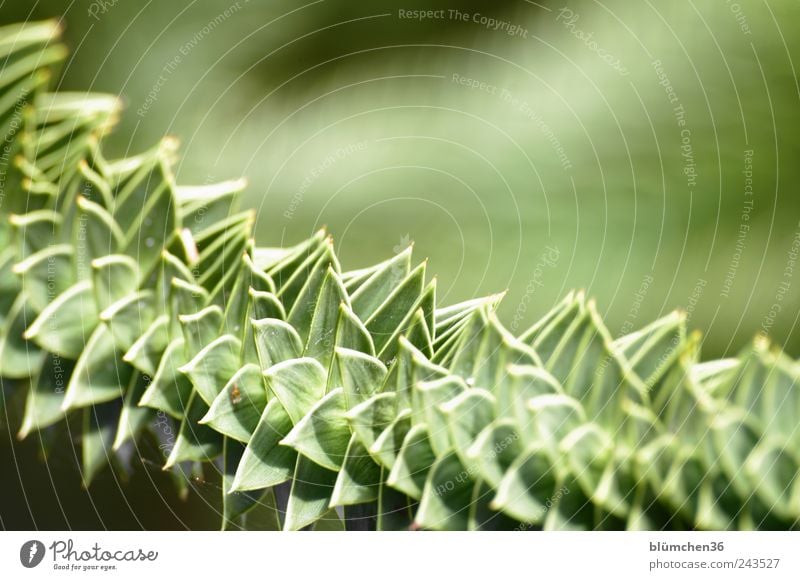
2, 0, 799, 529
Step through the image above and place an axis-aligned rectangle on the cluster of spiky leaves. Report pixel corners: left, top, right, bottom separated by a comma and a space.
1, 21, 798, 531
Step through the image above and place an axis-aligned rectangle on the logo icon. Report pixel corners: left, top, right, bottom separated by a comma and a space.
20, 540, 45, 568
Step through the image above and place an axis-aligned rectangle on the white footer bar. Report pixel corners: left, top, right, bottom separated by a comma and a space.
1, 531, 797, 579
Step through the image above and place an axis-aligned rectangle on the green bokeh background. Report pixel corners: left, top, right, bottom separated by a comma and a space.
1, 0, 799, 529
